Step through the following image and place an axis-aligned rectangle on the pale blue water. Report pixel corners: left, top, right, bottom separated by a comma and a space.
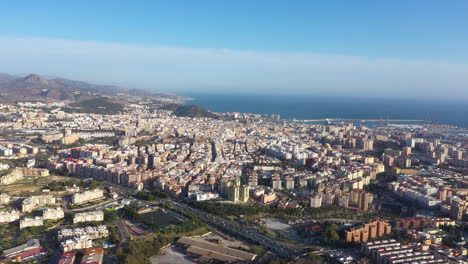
184, 93, 468, 128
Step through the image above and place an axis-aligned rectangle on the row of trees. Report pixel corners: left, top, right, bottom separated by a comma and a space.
135, 189, 169, 200
158, 215, 204, 234
186, 200, 264, 216
188, 200, 304, 218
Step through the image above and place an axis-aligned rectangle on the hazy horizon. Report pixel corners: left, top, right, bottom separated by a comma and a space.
1, 1, 468, 100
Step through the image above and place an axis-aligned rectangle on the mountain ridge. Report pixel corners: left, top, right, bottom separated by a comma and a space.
0, 73, 182, 103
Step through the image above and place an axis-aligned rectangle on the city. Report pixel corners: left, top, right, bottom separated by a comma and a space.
0, 86, 466, 263
0, 2, 467, 264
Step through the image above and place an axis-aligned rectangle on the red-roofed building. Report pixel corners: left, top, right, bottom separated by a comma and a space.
59, 252, 76, 264
80, 247, 103, 264
17, 247, 47, 262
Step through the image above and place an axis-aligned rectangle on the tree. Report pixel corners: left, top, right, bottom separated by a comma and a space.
104, 209, 118, 223
305, 253, 324, 264
119, 235, 170, 264
251, 245, 266, 255
323, 223, 340, 243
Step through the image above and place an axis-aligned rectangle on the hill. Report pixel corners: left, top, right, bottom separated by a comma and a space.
66, 97, 127, 115
0, 73, 182, 103
0, 74, 76, 102
161, 104, 218, 119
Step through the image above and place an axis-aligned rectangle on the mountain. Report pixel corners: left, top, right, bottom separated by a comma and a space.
0, 74, 76, 102
0, 73, 182, 103
161, 103, 219, 119
0, 73, 16, 85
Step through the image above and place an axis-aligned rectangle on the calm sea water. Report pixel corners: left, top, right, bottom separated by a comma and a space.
183, 93, 468, 128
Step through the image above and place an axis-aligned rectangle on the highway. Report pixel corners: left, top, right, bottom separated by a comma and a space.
155, 198, 302, 258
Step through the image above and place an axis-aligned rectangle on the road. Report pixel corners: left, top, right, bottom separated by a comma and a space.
110, 183, 310, 257
151, 198, 302, 258
117, 218, 132, 243
71, 199, 117, 212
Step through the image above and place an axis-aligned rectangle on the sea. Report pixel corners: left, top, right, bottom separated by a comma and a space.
182, 93, 468, 128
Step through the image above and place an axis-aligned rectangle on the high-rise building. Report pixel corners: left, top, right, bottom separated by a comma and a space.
228, 186, 240, 203
345, 219, 392, 243
271, 177, 282, 190
438, 187, 449, 202
359, 192, 373, 211
402, 147, 412, 156
450, 202, 465, 221
310, 195, 322, 208
338, 195, 350, 208
219, 178, 233, 198
239, 185, 250, 203
322, 193, 335, 205
283, 176, 294, 189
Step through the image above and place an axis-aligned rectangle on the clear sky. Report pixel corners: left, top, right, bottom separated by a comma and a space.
0, 0, 467, 99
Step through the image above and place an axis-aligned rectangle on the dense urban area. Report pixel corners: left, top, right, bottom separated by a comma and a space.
0, 79, 467, 264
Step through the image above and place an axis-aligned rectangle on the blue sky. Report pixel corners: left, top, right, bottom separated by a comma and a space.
0, 1, 467, 99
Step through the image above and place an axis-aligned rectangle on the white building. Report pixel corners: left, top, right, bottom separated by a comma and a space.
60, 236, 93, 252
72, 189, 104, 205
58, 225, 109, 240
310, 195, 322, 208
73, 211, 104, 224
0, 210, 20, 223
20, 217, 44, 229
42, 207, 65, 220
0, 193, 11, 205
22, 195, 56, 212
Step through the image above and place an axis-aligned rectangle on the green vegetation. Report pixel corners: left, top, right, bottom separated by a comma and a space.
187, 200, 304, 220
44, 180, 68, 191
118, 202, 207, 264
121, 202, 205, 234
0, 224, 22, 251
0, 158, 28, 168
104, 208, 118, 223
157, 214, 204, 234
118, 235, 170, 264
67, 97, 127, 115
86, 136, 119, 146
19, 219, 63, 241
258, 225, 273, 236
187, 200, 264, 216
108, 225, 123, 244
304, 206, 398, 221
322, 223, 340, 243
251, 245, 266, 255
440, 225, 465, 248
79, 179, 105, 189
305, 253, 324, 264
135, 189, 169, 201
160, 104, 218, 119
34, 152, 51, 168
120, 202, 143, 222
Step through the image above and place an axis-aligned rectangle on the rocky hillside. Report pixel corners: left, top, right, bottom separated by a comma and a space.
0, 73, 182, 103
161, 104, 219, 119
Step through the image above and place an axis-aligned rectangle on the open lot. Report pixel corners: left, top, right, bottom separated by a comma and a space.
150, 246, 196, 264
262, 217, 301, 241
150, 231, 250, 264
1, 175, 77, 195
